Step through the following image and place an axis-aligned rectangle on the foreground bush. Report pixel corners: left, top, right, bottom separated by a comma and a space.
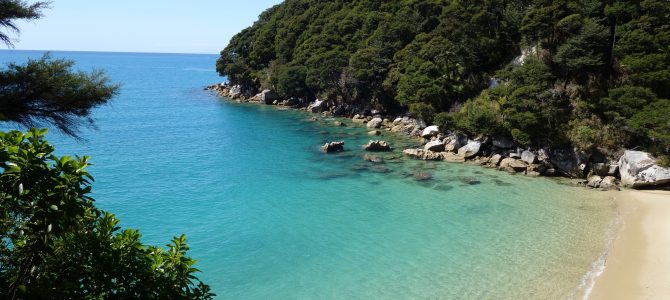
0, 129, 213, 299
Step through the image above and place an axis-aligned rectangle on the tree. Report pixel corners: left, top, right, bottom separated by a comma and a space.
0, 0, 118, 138
0, 129, 214, 299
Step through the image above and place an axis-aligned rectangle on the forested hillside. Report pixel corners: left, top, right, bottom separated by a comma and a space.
216, 0, 669, 161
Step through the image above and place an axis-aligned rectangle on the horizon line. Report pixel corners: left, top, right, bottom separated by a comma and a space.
1, 48, 220, 56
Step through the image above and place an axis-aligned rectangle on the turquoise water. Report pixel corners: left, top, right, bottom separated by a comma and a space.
0, 51, 617, 299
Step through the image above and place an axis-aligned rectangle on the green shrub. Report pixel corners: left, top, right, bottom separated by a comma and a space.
408, 102, 436, 124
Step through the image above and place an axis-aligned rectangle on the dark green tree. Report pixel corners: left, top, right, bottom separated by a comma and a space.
0, 0, 118, 138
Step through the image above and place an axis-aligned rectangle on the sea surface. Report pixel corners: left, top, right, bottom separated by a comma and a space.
0, 50, 618, 299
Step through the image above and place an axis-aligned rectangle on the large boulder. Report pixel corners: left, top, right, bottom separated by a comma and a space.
402, 149, 443, 161
618, 150, 670, 188
457, 140, 482, 158
549, 148, 589, 178
521, 150, 537, 164
492, 136, 514, 149
260, 90, 279, 104
499, 158, 528, 173
600, 176, 619, 191
367, 118, 383, 128
228, 85, 242, 98
352, 114, 367, 124
321, 141, 344, 153
488, 154, 503, 166
424, 140, 446, 152
308, 99, 327, 113
587, 175, 603, 188
364, 140, 391, 152
421, 126, 440, 138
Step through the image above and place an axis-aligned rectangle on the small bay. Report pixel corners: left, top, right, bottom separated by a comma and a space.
1, 50, 618, 299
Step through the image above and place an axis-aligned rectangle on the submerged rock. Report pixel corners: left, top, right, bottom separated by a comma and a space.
364, 140, 392, 152
413, 171, 433, 181
368, 130, 382, 136
333, 121, 346, 127
618, 150, 670, 188
363, 154, 384, 163
321, 141, 344, 153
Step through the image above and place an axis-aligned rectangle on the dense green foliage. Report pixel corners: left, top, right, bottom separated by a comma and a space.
0, 0, 118, 138
0, 129, 214, 299
218, 0, 670, 157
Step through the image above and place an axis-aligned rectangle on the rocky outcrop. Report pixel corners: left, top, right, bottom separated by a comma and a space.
321, 141, 344, 153
457, 140, 482, 158
618, 150, 670, 188
364, 140, 391, 152
260, 90, 279, 104
499, 158, 528, 173
421, 126, 439, 138
424, 140, 445, 152
521, 150, 537, 164
402, 149, 443, 161
308, 100, 327, 113
549, 148, 588, 178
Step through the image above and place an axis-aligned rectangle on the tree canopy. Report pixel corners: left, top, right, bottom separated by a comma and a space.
0, 0, 118, 138
218, 0, 670, 158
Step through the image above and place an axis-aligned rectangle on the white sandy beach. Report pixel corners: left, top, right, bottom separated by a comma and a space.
590, 189, 670, 299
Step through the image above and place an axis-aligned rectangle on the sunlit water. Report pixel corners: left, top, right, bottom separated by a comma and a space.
0, 50, 618, 299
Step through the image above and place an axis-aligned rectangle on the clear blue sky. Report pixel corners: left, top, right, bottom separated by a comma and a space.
13, 0, 282, 54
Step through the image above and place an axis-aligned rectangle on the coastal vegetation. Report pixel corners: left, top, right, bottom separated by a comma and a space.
216, 0, 670, 161
1, 1, 212, 298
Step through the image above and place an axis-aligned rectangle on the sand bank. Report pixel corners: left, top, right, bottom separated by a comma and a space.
590, 189, 670, 299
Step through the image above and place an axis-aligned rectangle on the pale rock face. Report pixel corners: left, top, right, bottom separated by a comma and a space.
424, 140, 446, 152
260, 90, 279, 104
499, 158, 528, 172
618, 150, 670, 188
421, 126, 440, 138
488, 154, 502, 166
457, 140, 482, 158
308, 99, 327, 113
367, 118, 383, 128
393, 117, 403, 125
521, 150, 537, 164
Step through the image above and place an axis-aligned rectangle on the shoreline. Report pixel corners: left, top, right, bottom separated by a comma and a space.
589, 189, 670, 299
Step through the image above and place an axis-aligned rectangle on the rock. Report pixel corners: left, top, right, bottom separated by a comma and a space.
321, 141, 344, 153
333, 121, 346, 127
527, 163, 546, 175
228, 85, 242, 98
492, 136, 514, 149
488, 154, 503, 166
363, 154, 384, 163
402, 149, 443, 161
600, 176, 619, 191
421, 126, 440, 138
500, 158, 528, 172
587, 175, 603, 188
260, 90, 279, 104
509, 152, 521, 159
308, 99, 327, 113
367, 117, 383, 128
393, 117, 403, 125
368, 130, 382, 136
549, 148, 589, 178
457, 140, 482, 159
285, 97, 300, 107
414, 172, 432, 181
424, 140, 446, 152
521, 150, 537, 164
443, 152, 466, 163
364, 140, 392, 152
618, 150, 670, 188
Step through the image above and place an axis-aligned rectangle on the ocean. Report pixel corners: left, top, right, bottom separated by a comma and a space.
0, 50, 618, 299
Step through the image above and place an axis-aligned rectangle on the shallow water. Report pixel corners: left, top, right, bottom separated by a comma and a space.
0, 50, 617, 299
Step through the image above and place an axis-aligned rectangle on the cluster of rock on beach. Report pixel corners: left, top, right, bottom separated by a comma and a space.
208, 83, 670, 190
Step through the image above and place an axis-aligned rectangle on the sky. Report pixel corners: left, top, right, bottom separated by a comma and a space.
12, 0, 283, 54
